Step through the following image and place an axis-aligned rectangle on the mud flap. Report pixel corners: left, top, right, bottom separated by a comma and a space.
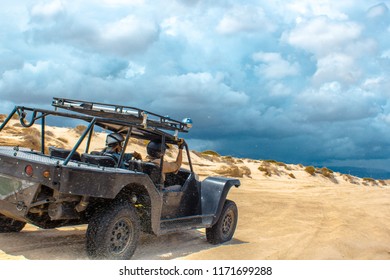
200, 177, 240, 226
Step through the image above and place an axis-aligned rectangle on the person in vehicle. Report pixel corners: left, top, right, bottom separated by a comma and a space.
146, 139, 184, 182
102, 133, 142, 166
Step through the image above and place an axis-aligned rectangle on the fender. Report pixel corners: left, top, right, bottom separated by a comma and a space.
200, 176, 240, 226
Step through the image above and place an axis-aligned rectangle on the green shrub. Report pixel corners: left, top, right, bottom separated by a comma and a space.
363, 177, 377, 185
304, 166, 316, 175
321, 167, 334, 178
240, 166, 252, 177
264, 159, 278, 164
258, 166, 272, 176
201, 150, 220, 157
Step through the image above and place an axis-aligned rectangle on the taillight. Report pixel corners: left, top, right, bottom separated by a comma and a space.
25, 165, 33, 177
42, 170, 50, 178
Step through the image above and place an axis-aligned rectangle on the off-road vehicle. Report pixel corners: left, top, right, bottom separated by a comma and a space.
0, 98, 240, 259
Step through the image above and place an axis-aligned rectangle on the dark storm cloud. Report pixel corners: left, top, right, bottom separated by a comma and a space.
1, 0, 390, 174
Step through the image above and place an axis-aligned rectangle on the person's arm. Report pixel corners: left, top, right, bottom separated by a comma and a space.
162, 148, 182, 174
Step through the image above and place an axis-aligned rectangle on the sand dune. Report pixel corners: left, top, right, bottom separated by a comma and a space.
0, 118, 389, 260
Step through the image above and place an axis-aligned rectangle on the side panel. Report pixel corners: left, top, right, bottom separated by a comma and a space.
200, 176, 240, 226
58, 166, 163, 234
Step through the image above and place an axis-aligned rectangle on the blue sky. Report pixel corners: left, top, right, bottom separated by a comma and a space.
1, 0, 390, 175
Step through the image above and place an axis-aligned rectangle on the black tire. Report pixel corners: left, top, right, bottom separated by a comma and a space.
206, 200, 238, 245
86, 202, 140, 260
0, 214, 26, 233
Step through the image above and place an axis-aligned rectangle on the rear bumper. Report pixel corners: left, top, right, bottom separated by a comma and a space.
0, 196, 28, 222
0, 174, 38, 222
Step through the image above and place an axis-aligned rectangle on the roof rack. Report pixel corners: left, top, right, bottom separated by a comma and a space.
52, 97, 192, 133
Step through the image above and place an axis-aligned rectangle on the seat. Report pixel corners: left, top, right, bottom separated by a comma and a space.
127, 160, 143, 172
81, 153, 116, 167
142, 163, 162, 185
49, 146, 81, 161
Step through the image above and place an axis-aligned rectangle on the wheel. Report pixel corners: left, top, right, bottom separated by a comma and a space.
86, 202, 140, 260
0, 214, 26, 233
206, 200, 238, 245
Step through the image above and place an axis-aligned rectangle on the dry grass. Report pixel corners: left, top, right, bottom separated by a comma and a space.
240, 165, 252, 178
214, 164, 252, 178
304, 166, 316, 175
45, 130, 55, 137
74, 125, 87, 135
22, 134, 41, 151
342, 174, 360, 185
258, 161, 286, 177
57, 137, 69, 144
201, 150, 220, 157
362, 177, 378, 186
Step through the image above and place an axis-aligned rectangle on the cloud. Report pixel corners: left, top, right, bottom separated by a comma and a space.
253, 52, 300, 80
30, 0, 66, 23
366, 2, 389, 19
2, 0, 390, 174
149, 72, 249, 123
216, 5, 275, 35
26, 2, 159, 56
312, 53, 361, 85
295, 81, 384, 122
283, 16, 362, 56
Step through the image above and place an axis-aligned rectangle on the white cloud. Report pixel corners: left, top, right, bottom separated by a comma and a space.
30, 0, 65, 22
101, 0, 145, 7
216, 5, 275, 35
283, 16, 362, 56
253, 52, 300, 79
285, 0, 350, 20
99, 15, 159, 55
124, 62, 145, 79
313, 53, 361, 85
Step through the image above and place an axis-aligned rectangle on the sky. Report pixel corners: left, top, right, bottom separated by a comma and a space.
1, 0, 390, 176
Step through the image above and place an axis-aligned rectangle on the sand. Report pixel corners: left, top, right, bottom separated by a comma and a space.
0, 118, 389, 260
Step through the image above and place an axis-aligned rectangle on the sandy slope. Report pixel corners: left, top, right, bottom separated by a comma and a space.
0, 118, 389, 260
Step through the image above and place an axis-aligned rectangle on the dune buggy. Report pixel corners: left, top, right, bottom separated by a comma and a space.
0, 97, 240, 259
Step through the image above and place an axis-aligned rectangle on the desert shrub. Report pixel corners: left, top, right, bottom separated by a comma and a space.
222, 156, 235, 164
288, 173, 296, 179
45, 130, 55, 137
320, 167, 334, 178
57, 137, 69, 144
22, 127, 40, 138
258, 166, 272, 176
343, 174, 359, 185
22, 134, 41, 151
378, 180, 387, 186
264, 159, 287, 168
0, 114, 6, 122
74, 125, 87, 135
214, 165, 243, 178
240, 166, 252, 177
201, 150, 220, 157
363, 177, 377, 186
363, 177, 375, 183
305, 166, 316, 175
